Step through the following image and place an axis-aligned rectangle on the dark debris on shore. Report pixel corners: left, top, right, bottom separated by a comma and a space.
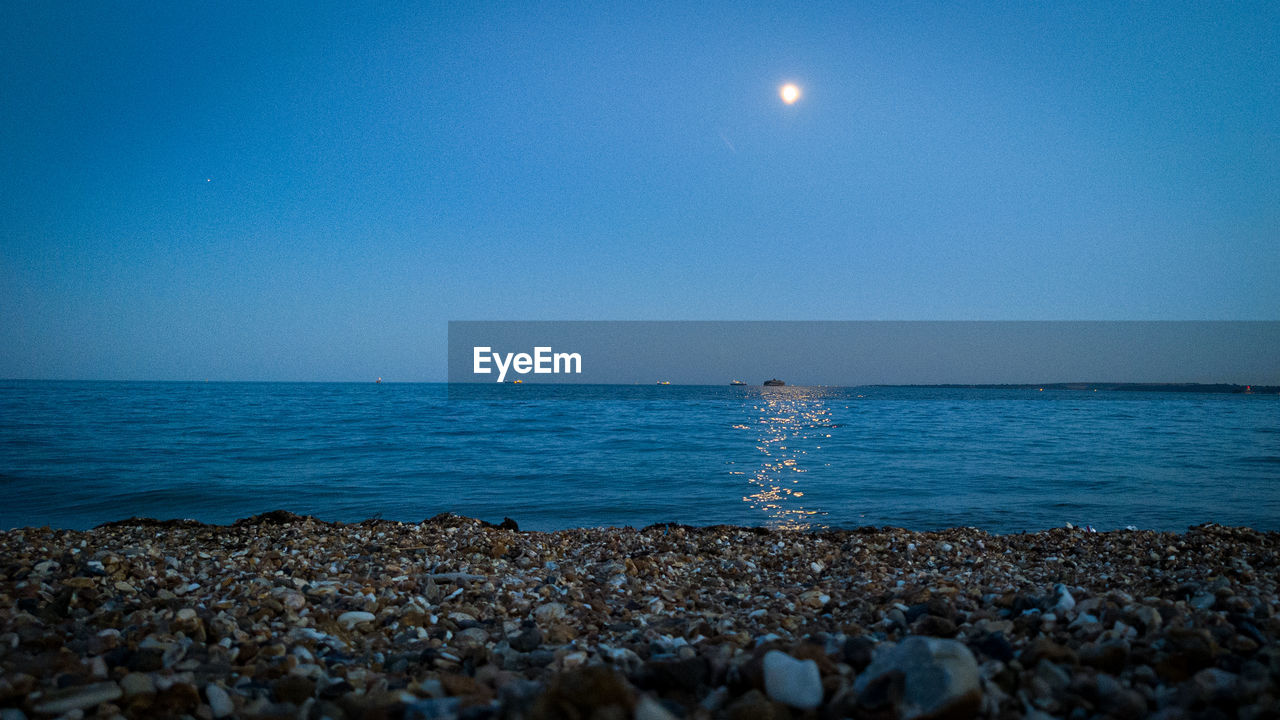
1, 514, 1277, 719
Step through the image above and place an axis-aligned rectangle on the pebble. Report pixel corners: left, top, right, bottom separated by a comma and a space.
205, 683, 233, 718
763, 650, 823, 709
798, 589, 829, 608
1192, 667, 1239, 702
453, 627, 489, 648
268, 675, 313, 706
337, 610, 376, 629
534, 602, 567, 624
1052, 583, 1076, 613
1134, 605, 1162, 633
1190, 592, 1216, 610
31, 682, 122, 715
509, 625, 543, 652
0, 515, 1274, 720
636, 695, 680, 720
855, 636, 981, 719
119, 672, 155, 697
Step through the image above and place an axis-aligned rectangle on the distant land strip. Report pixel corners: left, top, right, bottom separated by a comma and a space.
878, 383, 1278, 394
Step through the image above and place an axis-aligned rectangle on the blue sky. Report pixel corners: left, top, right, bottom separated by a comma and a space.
2, 1, 1277, 381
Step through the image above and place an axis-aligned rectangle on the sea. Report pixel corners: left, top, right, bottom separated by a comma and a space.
1, 381, 1277, 533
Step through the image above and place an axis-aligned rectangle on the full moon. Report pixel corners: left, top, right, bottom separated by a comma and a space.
780, 83, 801, 104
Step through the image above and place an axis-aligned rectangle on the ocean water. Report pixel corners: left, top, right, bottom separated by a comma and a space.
1, 381, 1277, 533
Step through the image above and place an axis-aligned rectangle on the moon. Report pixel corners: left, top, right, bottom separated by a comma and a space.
780, 83, 801, 104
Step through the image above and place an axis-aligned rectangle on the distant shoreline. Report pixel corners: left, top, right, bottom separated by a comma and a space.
4, 510, 1268, 535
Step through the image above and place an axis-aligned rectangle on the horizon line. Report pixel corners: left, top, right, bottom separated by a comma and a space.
3, 378, 1276, 389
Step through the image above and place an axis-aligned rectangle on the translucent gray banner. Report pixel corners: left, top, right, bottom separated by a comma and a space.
447, 321, 1280, 387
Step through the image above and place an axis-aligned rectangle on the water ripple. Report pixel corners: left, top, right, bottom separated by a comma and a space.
1, 381, 1277, 532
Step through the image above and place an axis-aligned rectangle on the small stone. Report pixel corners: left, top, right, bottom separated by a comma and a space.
120, 673, 156, 698
1052, 584, 1076, 613
509, 625, 542, 652
843, 636, 876, 670
545, 622, 578, 644
1034, 659, 1070, 693
272, 674, 316, 705
1158, 628, 1219, 680
153, 682, 200, 715
911, 614, 957, 638
440, 673, 490, 698
337, 611, 376, 629
1192, 668, 1239, 703
453, 627, 489, 648
32, 682, 123, 715
1230, 634, 1260, 654
86, 629, 120, 655
205, 683, 233, 718
1068, 612, 1098, 629
973, 632, 1014, 662
1133, 606, 1162, 634
701, 686, 730, 712
641, 656, 708, 694
763, 650, 823, 710
635, 695, 679, 720
855, 636, 982, 720
405, 697, 462, 719
799, 589, 830, 609
526, 649, 556, 668
886, 608, 908, 630
726, 689, 786, 720
174, 608, 205, 640
1023, 637, 1078, 667
1080, 640, 1129, 674
1103, 687, 1148, 720
1190, 593, 1216, 610
530, 666, 633, 720
534, 602, 567, 624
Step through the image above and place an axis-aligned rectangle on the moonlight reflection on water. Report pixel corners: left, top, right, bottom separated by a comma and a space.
739, 386, 837, 530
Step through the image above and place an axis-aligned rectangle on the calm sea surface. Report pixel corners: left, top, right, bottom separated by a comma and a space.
1, 381, 1277, 533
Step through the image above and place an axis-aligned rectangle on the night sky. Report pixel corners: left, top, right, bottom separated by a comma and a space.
2, 2, 1277, 381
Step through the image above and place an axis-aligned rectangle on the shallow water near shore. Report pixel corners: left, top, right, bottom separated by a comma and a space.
1, 381, 1277, 532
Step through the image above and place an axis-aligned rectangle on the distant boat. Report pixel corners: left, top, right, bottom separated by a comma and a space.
763, 378, 786, 386
730, 380, 747, 386
657, 381, 670, 385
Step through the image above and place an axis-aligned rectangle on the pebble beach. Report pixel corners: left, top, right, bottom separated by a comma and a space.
1, 513, 1276, 719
